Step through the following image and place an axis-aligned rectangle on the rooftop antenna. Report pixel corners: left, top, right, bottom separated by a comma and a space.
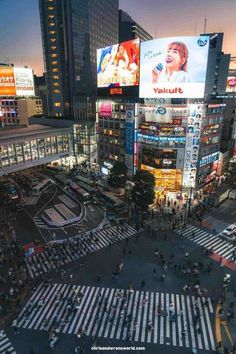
154, 25, 157, 39
203, 17, 207, 34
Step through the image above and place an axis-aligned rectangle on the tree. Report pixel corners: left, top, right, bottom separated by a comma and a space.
131, 170, 155, 211
108, 161, 127, 189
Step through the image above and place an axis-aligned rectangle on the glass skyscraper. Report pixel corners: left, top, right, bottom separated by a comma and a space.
39, 0, 119, 118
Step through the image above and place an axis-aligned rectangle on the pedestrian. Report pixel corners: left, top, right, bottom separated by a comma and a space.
12, 319, 19, 334
164, 233, 167, 240
141, 280, 145, 288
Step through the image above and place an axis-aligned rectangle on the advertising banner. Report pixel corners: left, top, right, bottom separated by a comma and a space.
97, 39, 140, 88
141, 164, 182, 191
125, 109, 135, 175
0, 67, 16, 96
182, 104, 205, 188
140, 36, 210, 98
13, 67, 35, 96
98, 101, 112, 117
226, 76, 236, 93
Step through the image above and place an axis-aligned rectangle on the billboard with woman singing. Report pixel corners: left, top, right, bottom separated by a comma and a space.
139, 36, 210, 98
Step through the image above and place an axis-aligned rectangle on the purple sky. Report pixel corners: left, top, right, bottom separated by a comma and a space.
0, 0, 235, 75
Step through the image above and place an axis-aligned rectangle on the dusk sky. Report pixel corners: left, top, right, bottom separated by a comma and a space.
0, 0, 235, 75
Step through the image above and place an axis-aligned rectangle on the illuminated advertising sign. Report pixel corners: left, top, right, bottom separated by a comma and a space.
125, 108, 135, 175
0, 67, 16, 96
13, 67, 35, 96
98, 101, 112, 117
138, 104, 187, 124
141, 147, 177, 169
97, 39, 140, 88
137, 133, 186, 143
199, 152, 219, 167
140, 124, 185, 136
226, 77, 236, 93
182, 104, 205, 188
141, 164, 182, 191
139, 36, 209, 98
0, 66, 34, 97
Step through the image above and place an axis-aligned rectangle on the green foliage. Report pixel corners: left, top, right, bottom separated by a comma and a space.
108, 161, 128, 189
131, 170, 155, 210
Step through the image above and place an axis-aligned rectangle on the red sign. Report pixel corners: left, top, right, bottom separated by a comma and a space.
110, 88, 123, 95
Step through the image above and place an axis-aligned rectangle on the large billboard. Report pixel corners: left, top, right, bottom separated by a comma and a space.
0, 67, 16, 96
226, 77, 236, 93
97, 39, 140, 88
139, 36, 210, 98
13, 67, 35, 96
0, 66, 35, 96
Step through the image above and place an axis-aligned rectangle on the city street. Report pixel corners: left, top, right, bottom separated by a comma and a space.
2, 216, 235, 354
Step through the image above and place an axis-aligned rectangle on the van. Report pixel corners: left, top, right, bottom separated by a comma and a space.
229, 190, 236, 200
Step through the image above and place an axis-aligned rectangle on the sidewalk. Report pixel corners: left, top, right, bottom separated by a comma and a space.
216, 290, 236, 354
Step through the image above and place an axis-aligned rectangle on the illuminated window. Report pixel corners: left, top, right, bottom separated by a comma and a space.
50, 46, 56, 50
53, 82, 59, 87
51, 61, 58, 66
50, 38, 56, 42
52, 75, 59, 79
53, 89, 60, 94
48, 15, 55, 19
47, 6, 54, 10
52, 68, 59, 72
49, 22, 55, 27
51, 53, 57, 58
49, 30, 56, 35
54, 102, 61, 107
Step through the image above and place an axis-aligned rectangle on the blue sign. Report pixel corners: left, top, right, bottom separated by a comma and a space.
137, 133, 186, 143
125, 122, 134, 155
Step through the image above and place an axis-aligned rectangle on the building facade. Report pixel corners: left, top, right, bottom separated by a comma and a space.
203, 33, 230, 97
119, 10, 153, 42
0, 124, 73, 176
0, 97, 43, 127
39, 0, 119, 119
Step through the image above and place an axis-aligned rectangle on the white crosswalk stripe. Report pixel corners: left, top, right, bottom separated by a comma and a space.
13, 283, 216, 351
0, 331, 16, 353
24, 224, 137, 279
176, 224, 236, 263
33, 216, 48, 229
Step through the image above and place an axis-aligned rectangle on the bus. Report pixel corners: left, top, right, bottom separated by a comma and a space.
76, 181, 96, 196
54, 175, 72, 188
76, 175, 94, 187
32, 179, 51, 196
70, 182, 90, 204
22, 174, 39, 187
99, 191, 125, 211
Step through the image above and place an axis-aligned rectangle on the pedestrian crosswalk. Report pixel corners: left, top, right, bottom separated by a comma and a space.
0, 330, 16, 353
13, 283, 216, 351
33, 216, 48, 229
24, 224, 137, 279
176, 224, 236, 263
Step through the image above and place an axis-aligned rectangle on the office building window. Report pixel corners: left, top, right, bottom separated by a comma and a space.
54, 102, 61, 107
53, 89, 60, 94
52, 68, 59, 72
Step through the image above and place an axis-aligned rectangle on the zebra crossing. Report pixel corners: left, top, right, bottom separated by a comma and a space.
33, 216, 48, 229
13, 283, 216, 351
25, 224, 137, 279
176, 224, 236, 263
0, 331, 16, 353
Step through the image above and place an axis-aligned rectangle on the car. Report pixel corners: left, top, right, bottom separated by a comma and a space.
229, 190, 236, 200
221, 223, 236, 237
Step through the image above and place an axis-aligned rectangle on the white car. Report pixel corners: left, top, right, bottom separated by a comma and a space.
222, 223, 236, 237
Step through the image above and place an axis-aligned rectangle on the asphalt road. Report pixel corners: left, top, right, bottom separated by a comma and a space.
4, 223, 234, 354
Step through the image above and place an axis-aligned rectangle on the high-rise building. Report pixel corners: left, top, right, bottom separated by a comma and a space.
38, 0, 119, 119
202, 33, 230, 97
119, 9, 153, 43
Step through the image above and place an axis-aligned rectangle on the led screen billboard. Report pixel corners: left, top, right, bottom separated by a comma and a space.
97, 39, 140, 88
226, 77, 236, 93
139, 36, 210, 98
0, 66, 34, 96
